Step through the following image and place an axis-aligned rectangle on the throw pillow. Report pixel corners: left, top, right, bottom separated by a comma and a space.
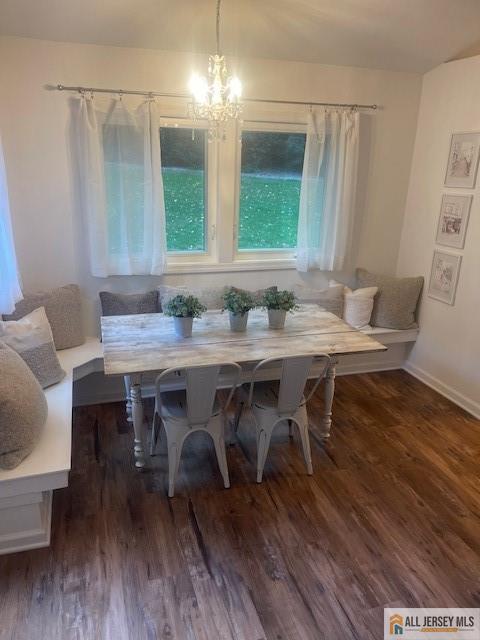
356, 268, 423, 330
100, 290, 159, 316
343, 286, 378, 329
0, 341, 48, 470
158, 285, 227, 311
3, 284, 84, 350
0, 307, 66, 388
229, 286, 278, 305
294, 281, 344, 317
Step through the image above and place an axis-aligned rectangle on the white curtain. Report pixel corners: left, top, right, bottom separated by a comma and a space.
0, 135, 22, 314
74, 96, 167, 276
296, 109, 359, 272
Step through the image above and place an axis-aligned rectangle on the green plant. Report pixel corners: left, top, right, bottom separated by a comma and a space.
164, 294, 206, 318
222, 287, 256, 315
262, 289, 299, 312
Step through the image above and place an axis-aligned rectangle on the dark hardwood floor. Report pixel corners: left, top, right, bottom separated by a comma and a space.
1, 370, 480, 640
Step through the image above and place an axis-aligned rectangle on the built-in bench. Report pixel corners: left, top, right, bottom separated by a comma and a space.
0, 325, 418, 555
0, 338, 103, 554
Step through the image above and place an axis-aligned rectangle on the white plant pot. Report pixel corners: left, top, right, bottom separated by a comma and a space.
229, 311, 249, 332
173, 316, 193, 338
268, 308, 287, 329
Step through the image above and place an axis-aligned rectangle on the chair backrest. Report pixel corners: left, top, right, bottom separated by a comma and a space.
248, 354, 330, 415
155, 362, 242, 426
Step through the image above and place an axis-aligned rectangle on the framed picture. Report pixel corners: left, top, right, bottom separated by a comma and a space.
435, 194, 472, 249
428, 250, 462, 305
444, 131, 480, 188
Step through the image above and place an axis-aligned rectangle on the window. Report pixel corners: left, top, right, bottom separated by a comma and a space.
237, 130, 306, 251
160, 127, 207, 253
99, 110, 307, 273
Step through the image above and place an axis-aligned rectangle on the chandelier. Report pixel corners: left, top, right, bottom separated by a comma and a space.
188, 0, 242, 134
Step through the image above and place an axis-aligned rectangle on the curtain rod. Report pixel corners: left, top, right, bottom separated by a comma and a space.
51, 84, 378, 110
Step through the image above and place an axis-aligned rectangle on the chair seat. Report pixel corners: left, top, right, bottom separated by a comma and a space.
160, 389, 221, 421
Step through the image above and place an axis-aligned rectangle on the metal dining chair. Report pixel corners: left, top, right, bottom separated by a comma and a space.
234, 354, 331, 482
150, 362, 242, 497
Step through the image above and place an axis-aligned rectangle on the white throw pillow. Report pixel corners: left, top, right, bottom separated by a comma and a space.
343, 286, 378, 329
294, 280, 344, 317
0, 307, 65, 388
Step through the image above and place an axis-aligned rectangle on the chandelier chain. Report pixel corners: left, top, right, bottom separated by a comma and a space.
216, 0, 221, 55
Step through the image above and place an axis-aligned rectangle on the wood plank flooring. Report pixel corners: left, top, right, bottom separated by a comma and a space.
1, 370, 480, 640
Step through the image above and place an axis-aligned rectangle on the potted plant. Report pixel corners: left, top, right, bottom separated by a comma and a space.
163, 294, 206, 338
222, 287, 256, 332
262, 289, 299, 329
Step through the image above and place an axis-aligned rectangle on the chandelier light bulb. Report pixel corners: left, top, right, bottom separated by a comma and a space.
189, 73, 208, 104
228, 76, 242, 101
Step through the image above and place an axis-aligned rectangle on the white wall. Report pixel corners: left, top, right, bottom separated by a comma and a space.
397, 55, 480, 417
0, 36, 422, 335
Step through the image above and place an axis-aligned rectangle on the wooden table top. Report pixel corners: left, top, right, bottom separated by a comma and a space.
101, 305, 387, 375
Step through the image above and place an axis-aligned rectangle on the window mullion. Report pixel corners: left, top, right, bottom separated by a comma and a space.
215, 121, 237, 264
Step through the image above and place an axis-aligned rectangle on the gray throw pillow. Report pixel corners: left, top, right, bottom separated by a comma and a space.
3, 284, 84, 350
356, 268, 424, 330
0, 341, 48, 470
100, 290, 159, 316
0, 307, 66, 388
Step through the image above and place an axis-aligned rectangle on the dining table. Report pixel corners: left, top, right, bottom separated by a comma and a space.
101, 304, 386, 469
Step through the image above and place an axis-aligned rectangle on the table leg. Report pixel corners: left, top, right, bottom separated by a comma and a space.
320, 357, 338, 439
130, 374, 146, 469
124, 375, 132, 423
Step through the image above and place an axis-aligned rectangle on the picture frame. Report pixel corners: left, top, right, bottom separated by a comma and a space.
435, 194, 472, 249
444, 131, 480, 188
428, 250, 462, 305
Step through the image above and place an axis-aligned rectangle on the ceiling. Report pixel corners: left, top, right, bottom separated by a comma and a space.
1, 0, 480, 73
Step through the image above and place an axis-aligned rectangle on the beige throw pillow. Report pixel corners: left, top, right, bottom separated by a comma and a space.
3, 284, 84, 350
294, 281, 344, 317
158, 285, 228, 311
0, 342, 48, 469
356, 268, 423, 329
0, 307, 66, 388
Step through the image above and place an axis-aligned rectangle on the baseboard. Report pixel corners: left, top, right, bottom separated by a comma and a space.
403, 362, 480, 420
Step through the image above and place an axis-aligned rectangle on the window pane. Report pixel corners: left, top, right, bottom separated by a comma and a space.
238, 131, 306, 250
160, 127, 206, 252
